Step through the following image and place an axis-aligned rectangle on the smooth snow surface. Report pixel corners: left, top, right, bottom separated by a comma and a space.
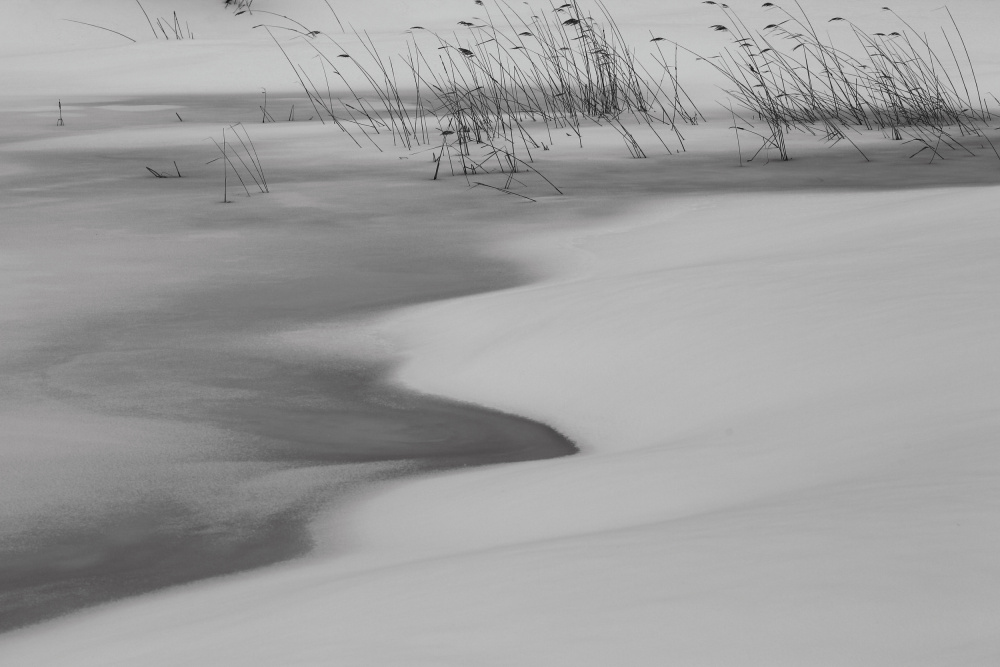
2, 0, 999, 664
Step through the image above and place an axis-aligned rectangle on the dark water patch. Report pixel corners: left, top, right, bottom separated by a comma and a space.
43, 344, 572, 467
0, 502, 313, 633
1, 343, 574, 633
0, 199, 576, 634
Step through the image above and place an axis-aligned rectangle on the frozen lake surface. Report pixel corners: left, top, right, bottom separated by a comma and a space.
0, 96, 576, 631
2, 1, 999, 664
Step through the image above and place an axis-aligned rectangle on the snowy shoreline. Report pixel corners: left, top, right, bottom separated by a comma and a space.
4, 175, 998, 664
2, 0, 999, 663
0, 91, 581, 632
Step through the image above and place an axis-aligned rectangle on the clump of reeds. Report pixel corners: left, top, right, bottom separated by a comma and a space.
691, 1, 994, 161
392, 0, 700, 155
146, 161, 182, 178
134, 1, 193, 40
208, 124, 268, 202
68, 2, 192, 42
258, 0, 699, 197
225, 0, 254, 14
158, 11, 193, 40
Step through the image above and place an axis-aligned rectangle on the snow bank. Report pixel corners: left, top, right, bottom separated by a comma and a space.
4, 177, 998, 666
2, 0, 1000, 664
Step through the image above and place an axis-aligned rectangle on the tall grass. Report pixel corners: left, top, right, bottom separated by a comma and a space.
208, 124, 268, 202
690, 1, 994, 161
133, 1, 193, 40
257, 0, 699, 192
65, 3, 193, 42
241, 1, 996, 189
224, 0, 254, 14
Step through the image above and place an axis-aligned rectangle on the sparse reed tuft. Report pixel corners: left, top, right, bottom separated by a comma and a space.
208, 124, 268, 202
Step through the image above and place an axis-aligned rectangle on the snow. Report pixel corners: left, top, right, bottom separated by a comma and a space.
2, 0, 1000, 664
